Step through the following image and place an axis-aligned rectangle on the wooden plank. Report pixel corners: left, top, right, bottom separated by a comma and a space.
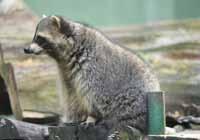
1, 63, 23, 120
0, 44, 4, 65
22, 110, 59, 125
147, 92, 166, 135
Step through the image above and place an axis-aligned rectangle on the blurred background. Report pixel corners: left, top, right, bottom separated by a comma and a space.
26, 0, 200, 27
0, 0, 200, 133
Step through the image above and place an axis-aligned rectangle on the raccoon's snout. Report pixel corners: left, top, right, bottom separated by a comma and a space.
24, 47, 33, 54
24, 43, 44, 55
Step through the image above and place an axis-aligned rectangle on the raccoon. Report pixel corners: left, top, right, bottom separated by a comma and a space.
24, 15, 160, 138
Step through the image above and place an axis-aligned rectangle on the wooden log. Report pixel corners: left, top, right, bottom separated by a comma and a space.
1, 118, 200, 140
0, 118, 47, 140
0, 118, 21, 139
48, 123, 110, 140
0, 118, 140, 140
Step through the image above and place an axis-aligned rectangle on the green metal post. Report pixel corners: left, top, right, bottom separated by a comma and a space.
147, 91, 165, 135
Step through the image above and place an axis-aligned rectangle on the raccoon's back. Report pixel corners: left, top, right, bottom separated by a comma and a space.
84, 43, 160, 95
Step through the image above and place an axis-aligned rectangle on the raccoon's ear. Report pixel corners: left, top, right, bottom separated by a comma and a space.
51, 15, 61, 29
51, 16, 73, 38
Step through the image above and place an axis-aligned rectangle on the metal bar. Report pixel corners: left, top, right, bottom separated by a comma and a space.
147, 91, 165, 135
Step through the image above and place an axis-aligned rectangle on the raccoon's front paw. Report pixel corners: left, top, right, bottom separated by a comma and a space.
80, 116, 97, 129
80, 121, 95, 129
107, 131, 120, 140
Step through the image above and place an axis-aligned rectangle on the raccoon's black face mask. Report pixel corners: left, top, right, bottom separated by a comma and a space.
24, 15, 74, 57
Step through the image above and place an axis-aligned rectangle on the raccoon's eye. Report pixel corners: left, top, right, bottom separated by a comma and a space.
36, 35, 47, 46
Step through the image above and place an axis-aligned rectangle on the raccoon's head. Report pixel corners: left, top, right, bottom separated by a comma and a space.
24, 15, 76, 59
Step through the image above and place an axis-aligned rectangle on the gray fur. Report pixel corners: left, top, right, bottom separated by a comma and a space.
24, 16, 160, 134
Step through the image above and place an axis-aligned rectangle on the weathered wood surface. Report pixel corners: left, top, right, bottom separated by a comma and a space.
0, 118, 200, 140
0, 118, 117, 140
48, 123, 110, 140
0, 118, 47, 140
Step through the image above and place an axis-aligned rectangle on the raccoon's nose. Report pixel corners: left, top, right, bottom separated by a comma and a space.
24, 47, 33, 54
